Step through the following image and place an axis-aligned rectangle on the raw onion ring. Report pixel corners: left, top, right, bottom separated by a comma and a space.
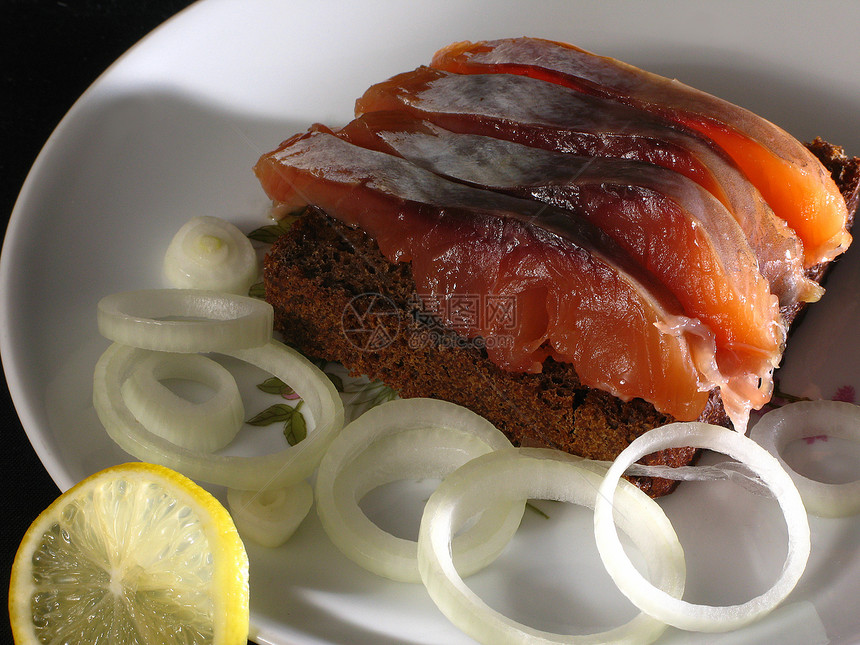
93, 339, 344, 490
228, 480, 314, 548
418, 447, 685, 644
750, 400, 860, 517
97, 289, 272, 352
120, 351, 244, 452
163, 216, 258, 295
594, 422, 810, 633
315, 398, 525, 583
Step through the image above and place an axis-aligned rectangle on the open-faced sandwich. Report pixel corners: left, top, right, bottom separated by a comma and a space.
253, 37, 859, 496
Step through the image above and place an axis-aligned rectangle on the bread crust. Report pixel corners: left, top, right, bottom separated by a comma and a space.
263, 140, 858, 497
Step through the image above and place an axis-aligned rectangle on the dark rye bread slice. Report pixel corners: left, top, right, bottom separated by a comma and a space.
263, 138, 858, 497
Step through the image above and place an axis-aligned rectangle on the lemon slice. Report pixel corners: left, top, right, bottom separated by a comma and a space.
9, 462, 249, 644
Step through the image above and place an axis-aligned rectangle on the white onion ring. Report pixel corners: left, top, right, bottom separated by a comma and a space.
93, 339, 344, 490
594, 422, 810, 633
750, 400, 860, 517
228, 480, 314, 548
120, 351, 244, 452
97, 289, 273, 352
163, 216, 258, 295
418, 447, 685, 644
315, 398, 525, 583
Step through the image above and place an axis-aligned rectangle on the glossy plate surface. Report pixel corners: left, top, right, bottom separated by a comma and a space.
2, 1, 859, 643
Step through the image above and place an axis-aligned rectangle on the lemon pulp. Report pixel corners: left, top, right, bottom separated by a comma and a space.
10, 462, 249, 645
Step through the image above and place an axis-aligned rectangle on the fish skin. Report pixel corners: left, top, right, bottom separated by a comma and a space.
431, 37, 852, 269
355, 68, 819, 307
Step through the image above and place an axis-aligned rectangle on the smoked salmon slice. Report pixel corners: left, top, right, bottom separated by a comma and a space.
430, 37, 852, 268
337, 115, 783, 354
353, 69, 819, 306
254, 130, 723, 423
335, 114, 783, 430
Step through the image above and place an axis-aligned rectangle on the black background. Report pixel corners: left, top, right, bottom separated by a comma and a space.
0, 2, 267, 643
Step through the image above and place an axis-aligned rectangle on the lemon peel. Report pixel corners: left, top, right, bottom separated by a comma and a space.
9, 462, 249, 645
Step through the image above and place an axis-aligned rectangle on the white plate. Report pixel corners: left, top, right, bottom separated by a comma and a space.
3, 1, 860, 643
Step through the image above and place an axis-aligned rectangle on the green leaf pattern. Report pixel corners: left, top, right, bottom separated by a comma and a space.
246, 403, 296, 426
284, 404, 307, 446
246, 401, 307, 446
248, 281, 266, 300
255, 376, 297, 398
247, 361, 398, 446
246, 208, 306, 243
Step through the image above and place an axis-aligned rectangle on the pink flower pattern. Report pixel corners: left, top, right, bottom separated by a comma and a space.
832, 385, 856, 404
752, 380, 855, 443
758, 378, 855, 414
